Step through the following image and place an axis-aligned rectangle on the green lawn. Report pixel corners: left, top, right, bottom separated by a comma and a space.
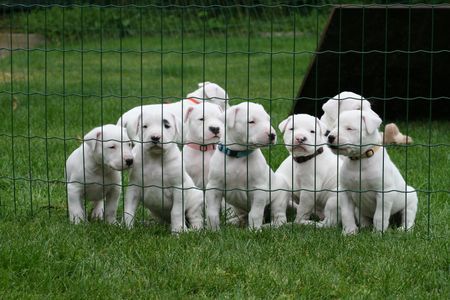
0, 30, 449, 298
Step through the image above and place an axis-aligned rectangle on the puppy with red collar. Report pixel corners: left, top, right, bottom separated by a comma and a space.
117, 82, 229, 143
182, 102, 224, 189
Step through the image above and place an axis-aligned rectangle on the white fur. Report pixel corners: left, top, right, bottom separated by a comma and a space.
123, 106, 203, 233
186, 81, 229, 109
278, 114, 343, 228
182, 102, 224, 188
206, 102, 288, 230
66, 124, 133, 224
328, 110, 418, 232
320, 91, 372, 132
117, 82, 229, 142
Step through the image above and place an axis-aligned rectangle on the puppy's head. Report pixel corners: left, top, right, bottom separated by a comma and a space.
327, 110, 382, 157
184, 102, 223, 144
186, 82, 229, 110
84, 124, 134, 171
321, 91, 372, 130
134, 106, 180, 153
279, 114, 326, 157
223, 102, 276, 149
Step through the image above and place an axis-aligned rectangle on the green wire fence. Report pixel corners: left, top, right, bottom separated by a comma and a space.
0, 2, 448, 237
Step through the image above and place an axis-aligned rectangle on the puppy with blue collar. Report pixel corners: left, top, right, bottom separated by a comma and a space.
205, 102, 288, 230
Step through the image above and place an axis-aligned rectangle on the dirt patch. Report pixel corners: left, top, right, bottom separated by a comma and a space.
0, 32, 44, 58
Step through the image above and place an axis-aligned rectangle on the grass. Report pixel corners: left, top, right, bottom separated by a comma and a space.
0, 23, 449, 298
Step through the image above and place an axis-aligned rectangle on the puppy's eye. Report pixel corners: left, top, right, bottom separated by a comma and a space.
310, 130, 315, 134
346, 127, 353, 131
143, 125, 148, 129
248, 121, 255, 124
109, 145, 116, 149
198, 118, 204, 121
163, 119, 171, 129
289, 128, 293, 131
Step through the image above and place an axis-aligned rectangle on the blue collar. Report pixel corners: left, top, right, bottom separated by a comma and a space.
218, 143, 254, 158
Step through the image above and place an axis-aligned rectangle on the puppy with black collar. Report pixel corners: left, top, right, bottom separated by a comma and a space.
328, 110, 418, 232
205, 102, 288, 230
278, 114, 343, 228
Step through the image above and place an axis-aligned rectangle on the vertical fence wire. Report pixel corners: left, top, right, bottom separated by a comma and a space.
427, 6, 435, 237
62, 6, 68, 220
26, 9, 33, 216
9, 6, 16, 216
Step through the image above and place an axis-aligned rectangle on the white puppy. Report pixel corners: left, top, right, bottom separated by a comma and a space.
117, 82, 229, 142
182, 102, 223, 188
278, 114, 342, 227
66, 124, 133, 224
321, 91, 372, 134
321, 91, 412, 144
186, 81, 229, 110
124, 106, 203, 232
206, 102, 288, 230
276, 92, 371, 206
328, 110, 418, 232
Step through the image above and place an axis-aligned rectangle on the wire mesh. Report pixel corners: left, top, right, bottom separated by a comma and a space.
0, 2, 448, 237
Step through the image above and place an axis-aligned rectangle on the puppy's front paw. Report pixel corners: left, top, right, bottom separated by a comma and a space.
373, 218, 389, 233
171, 225, 188, 234
342, 226, 358, 236
397, 225, 414, 233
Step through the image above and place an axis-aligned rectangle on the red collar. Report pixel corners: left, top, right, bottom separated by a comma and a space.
187, 97, 201, 104
186, 143, 216, 152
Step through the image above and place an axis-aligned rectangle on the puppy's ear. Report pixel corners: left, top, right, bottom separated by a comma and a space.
84, 127, 102, 152
169, 112, 181, 140
322, 98, 338, 115
128, 113, 141, 142
184, 106, 195, 123
225, 106, 239, 128
361, 99, 372, 111
198, 81, 211, 88
362, 111, 382, 134
278, 116, 292, 134
315, 118, 327, 136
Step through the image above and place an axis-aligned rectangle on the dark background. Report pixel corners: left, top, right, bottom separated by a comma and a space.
294, 6, 450, 120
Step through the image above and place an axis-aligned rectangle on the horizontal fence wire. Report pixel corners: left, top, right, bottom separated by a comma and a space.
0, 2, 448, 237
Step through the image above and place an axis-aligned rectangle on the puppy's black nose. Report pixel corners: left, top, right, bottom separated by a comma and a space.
209, 126, 220, 135
151, 136, 160, 142
125, 159, 133, 166
268, 133, 276, 141
328, 135, 335, 144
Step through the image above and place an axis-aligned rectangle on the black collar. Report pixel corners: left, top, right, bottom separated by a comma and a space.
293, 147, 324, 164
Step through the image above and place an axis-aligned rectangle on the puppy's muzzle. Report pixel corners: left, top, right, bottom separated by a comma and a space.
296, 136, 307, 143
268, 133, 276, 142
327, 135, 336, 144
125, 158, 133, 167
209, 126, 220, 135
151, 135, 160, 144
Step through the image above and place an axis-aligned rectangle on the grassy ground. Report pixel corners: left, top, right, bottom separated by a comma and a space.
0, 29, 449, 298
